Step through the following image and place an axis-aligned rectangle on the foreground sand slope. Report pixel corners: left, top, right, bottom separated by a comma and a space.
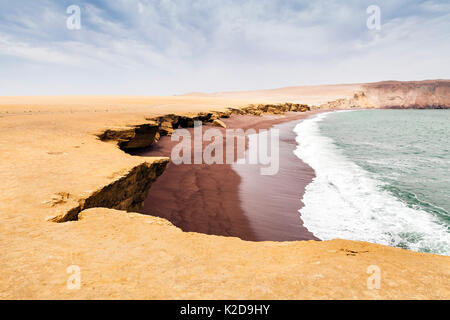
0, 85, 449, 299
2, 208, 448, 299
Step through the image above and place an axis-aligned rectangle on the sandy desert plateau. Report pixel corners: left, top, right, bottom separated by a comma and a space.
0, 80, 449, 299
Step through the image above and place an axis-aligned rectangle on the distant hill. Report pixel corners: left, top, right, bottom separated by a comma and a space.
180, 80, 450, 109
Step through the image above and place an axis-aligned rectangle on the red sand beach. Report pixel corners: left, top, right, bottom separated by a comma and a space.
133, 111, 321, 241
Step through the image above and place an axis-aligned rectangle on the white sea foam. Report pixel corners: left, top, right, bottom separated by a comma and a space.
294, 112, 450, 255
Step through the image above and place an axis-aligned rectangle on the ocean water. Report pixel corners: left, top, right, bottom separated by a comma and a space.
294, 109, 450, 255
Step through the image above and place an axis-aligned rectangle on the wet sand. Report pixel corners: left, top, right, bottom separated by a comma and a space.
133, 111, 321, 241
233, 118, 319, 241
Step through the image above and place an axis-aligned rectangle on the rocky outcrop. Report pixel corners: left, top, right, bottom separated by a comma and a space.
97, 103, 310, 151
97, 121, 161, 150
241, 103, 310, 114
318, 91, 374, 110
50, 159, 169, 222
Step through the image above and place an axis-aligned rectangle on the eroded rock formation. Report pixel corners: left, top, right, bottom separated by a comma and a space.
318, 91, 374, 110
98, 121, 161, 150
50, 159, 169, 222
97, 103, 310, 151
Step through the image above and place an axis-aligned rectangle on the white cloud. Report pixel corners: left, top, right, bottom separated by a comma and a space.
0, 0, 448, 95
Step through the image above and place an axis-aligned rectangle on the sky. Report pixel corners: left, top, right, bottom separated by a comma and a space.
0, 0, 449, 95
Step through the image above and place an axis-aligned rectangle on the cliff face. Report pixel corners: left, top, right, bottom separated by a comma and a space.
362, 80, 450, 109
50, 159, 169, 222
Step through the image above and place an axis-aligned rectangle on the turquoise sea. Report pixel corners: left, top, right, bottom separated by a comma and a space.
294, 110, 450, 255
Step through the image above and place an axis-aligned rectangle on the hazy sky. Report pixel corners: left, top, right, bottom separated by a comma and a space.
0, 0, 449, 95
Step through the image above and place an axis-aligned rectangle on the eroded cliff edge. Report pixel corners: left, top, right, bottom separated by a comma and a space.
50, 159, 169, 222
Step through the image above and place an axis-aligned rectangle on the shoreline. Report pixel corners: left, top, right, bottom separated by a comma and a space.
134, 111, 322, 241
233, 116, 320, 241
